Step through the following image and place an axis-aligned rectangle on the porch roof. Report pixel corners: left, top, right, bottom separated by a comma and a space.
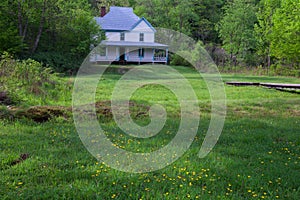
100, 40, 168, 48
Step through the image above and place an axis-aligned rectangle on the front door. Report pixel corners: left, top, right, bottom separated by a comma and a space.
119, 47, 125, 61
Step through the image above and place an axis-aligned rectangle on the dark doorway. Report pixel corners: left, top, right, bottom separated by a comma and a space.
119, 47, 125, 61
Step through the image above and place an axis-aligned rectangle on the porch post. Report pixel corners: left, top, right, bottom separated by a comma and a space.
166, 48, 169, 64
105, 47, 108, 60
116, 47, 119, 61
125, 47, 128, 61
152, 48, 155, 64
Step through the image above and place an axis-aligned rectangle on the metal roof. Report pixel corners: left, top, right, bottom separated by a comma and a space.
95, 7, 140, 31
100, 41, 168, 48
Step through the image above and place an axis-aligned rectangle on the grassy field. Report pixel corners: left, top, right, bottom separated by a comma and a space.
0, 65, 299, 199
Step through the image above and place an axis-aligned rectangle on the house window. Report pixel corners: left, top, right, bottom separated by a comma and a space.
120, 32, 125, 41
139, 33, 144, 42
138, 48, 144, 57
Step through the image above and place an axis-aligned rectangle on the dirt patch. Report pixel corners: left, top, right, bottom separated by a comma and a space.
1, 101, 150, 122
0, 91, 13, 105
10, 153, 30, 166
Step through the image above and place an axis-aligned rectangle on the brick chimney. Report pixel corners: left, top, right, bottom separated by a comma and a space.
100, 6, 106, 17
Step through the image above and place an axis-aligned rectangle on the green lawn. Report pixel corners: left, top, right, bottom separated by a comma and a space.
0, 65, 299, 199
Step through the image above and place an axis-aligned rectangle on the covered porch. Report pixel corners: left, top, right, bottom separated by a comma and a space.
90, 41, 168, 64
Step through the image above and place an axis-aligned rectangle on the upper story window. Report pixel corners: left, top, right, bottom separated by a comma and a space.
120, 32, 125, 41
139, 33, 144, 42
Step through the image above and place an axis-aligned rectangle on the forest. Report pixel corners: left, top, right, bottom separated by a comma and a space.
0, 0, 299, 74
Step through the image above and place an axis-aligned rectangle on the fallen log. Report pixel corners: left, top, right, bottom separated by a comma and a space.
226, 82, 300, 90
259, 83, 300, 89
226, 82, 260, 86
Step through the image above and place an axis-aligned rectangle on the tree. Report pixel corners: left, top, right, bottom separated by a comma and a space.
0, 0, 102, 73
216, 0, 258, 66
254, 0, 281, 68
191, 0, 225, 44
134, 0, 197, 36
0, 1, 23, 54
271, 0, 300, 66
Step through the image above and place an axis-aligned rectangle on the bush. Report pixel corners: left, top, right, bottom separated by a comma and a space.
0, 52, 70, 105
170, 52, 192, 67
32, 52, 81, 75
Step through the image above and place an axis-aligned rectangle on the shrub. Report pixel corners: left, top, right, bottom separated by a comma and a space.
170, 52, 192, 67
0, 52, 70, 105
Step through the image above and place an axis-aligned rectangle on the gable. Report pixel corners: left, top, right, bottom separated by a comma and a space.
131, 17, 156, 33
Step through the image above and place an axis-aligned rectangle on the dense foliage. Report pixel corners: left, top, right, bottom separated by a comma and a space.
0, 0, 102, 73
0, 0, 299, 72
0, 53, 70, 105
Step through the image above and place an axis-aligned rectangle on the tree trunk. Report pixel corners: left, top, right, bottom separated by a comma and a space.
32, 0, 46, 53
17, 0, 23, 37
21, 19, 29, 42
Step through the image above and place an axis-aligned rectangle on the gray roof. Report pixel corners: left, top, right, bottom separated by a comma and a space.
95, 7, 141, 31
101, 41, 168, 48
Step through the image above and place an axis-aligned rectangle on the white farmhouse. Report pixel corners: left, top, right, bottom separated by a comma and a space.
91, 6, 168, 64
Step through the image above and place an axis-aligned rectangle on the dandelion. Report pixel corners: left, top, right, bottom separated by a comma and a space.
111, 194, 116, 199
